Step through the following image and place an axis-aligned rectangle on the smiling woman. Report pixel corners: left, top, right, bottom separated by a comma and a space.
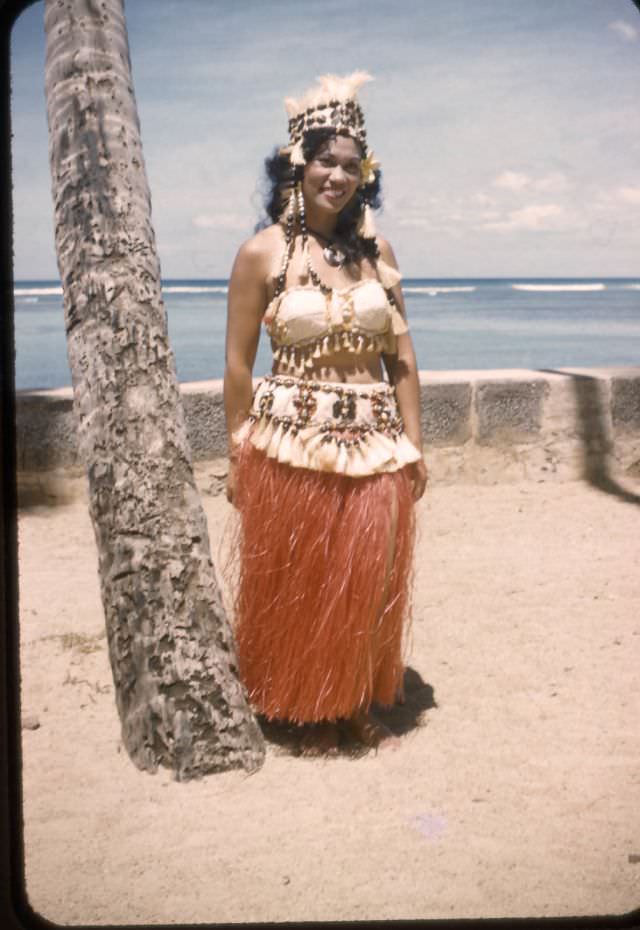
258, 123, 383, 267
302, 135, 362, 213
223, 72, 428, 755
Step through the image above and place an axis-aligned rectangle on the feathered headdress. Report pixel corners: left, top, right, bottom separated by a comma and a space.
284, 71, 378, 179
281, 71, 380, 239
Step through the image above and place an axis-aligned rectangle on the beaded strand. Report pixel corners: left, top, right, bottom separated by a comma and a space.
273, 182, 392, 307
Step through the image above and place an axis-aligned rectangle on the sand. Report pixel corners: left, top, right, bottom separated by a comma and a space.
17, 473, 640, 924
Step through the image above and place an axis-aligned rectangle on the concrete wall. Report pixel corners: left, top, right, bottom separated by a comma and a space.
15, 367, 640, 503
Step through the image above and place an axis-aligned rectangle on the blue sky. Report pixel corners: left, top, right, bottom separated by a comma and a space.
10, 0, 640, 278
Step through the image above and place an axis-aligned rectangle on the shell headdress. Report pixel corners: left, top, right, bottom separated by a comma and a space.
285, 71, 372, 154
284, 71, 379, 186
280, 71, 380, 241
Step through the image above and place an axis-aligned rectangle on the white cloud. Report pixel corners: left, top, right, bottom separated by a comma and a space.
471, 192, 494, 206
493, 170, 531, 191
608, 20, 639, 42
615, 186, 640, 205
535, 172, 570, 193
492, 170, 569, 194
480, 203, 564, 232
395, 214, 464, 238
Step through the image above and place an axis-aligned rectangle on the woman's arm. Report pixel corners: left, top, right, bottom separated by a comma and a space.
223, 235, 270, 503
378, 237, 428, 501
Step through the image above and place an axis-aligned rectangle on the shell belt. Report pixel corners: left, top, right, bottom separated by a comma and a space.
233, 375, 421, 476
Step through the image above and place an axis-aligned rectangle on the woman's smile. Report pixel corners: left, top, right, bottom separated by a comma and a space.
323, 187, 347, 203
302, 135, 363, 220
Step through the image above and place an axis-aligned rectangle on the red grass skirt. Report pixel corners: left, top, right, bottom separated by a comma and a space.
232, 443, 416, 724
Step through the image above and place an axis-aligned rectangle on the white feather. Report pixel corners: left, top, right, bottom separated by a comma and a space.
284, 71, 374, 119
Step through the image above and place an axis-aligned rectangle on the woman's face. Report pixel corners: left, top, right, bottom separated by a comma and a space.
301, 135, 362, 217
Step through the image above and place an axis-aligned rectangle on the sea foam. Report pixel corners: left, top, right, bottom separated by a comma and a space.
14, 287, 63, 296
404, 286, 477, 296
511, 283, 605, 292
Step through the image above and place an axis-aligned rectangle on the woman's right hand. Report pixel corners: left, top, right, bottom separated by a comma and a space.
223, 230, 274, 505
226, 459, 238, 506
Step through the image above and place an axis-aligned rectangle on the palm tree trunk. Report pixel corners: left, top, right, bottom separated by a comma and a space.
43, 0, 264, 778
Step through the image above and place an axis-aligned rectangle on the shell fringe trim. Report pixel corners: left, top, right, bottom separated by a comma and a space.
268, 328, 400, 374
234, 415, 421, 477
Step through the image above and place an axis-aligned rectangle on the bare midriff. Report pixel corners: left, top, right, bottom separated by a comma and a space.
271, 348, 385, 384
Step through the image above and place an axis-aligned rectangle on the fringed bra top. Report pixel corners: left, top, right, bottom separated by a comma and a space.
262, 254, 408, 374
232, 239, 421, 476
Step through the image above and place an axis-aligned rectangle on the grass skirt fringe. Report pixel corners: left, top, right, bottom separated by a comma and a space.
233, 442, 416, 724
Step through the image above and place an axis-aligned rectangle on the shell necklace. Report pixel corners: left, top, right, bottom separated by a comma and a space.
306, 226, 347, 269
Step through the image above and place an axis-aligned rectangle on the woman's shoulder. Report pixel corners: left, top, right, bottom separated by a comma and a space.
232, 224, 284, 278
239, 223, 284, 258
374, 234, 399, 269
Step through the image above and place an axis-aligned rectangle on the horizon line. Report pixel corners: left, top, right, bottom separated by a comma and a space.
12, 274, 640, 284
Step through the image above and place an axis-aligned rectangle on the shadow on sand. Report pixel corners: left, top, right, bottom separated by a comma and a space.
258, 665, 436, 759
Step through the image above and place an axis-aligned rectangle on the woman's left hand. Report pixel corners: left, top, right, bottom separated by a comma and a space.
410, 457, 428, 501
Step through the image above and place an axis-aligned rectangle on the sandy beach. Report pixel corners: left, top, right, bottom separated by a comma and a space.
18, 470, 640, 924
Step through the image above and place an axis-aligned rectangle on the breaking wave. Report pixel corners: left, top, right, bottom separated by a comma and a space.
14, 287, 63, 297
511, 283, 605, 292
404, 286, 477, 295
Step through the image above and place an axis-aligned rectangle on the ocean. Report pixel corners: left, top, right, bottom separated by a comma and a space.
12, 278, 640, 391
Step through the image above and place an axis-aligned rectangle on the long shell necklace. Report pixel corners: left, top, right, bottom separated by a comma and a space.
297, 186, 348, 295
274, 183, 398, 310
298, 186, 399, 309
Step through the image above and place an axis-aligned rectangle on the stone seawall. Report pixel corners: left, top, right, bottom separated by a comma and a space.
15, 367, 640, 503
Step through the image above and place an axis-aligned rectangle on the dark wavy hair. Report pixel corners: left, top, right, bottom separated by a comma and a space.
256, 128, 383, 264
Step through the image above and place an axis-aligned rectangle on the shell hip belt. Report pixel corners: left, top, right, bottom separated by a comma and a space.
233, 374, 421, 476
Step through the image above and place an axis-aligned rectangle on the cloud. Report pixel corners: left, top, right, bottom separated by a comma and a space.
492, 170, 569, 193
608, 20, 639, 42
480, 203, 564, 232
534, 172, 570, 193
615, 186, 640, 205
471, 192, 495, 206
493, 170, 531, 192
395, 214, 464, 238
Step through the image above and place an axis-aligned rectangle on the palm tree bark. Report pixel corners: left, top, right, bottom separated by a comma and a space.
43, 0, 264, 778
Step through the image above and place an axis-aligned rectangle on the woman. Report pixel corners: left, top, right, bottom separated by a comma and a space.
224, 72, 428, 754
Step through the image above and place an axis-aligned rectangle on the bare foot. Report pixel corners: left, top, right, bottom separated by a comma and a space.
299, 721, 342, 757
345, 710, 400, 750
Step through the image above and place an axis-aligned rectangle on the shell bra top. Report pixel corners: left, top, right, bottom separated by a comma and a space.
262, 231, 408, 374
